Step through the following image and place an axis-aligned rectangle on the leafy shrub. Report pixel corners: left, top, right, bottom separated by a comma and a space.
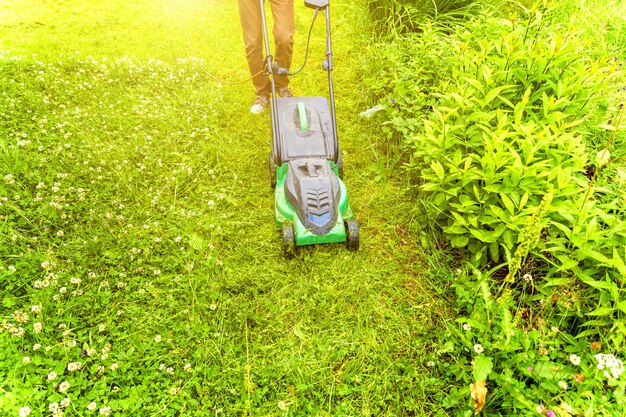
405, 5, 622, 264
363, 1, 626, 415
366, 0, 476, 33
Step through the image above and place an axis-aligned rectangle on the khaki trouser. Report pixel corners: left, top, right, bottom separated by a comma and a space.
238, 0, 294, 97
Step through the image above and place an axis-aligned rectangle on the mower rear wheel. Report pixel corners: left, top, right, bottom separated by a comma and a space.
269, 153, 277, 189
345, 219, 359, 251
282, 225, 297, 258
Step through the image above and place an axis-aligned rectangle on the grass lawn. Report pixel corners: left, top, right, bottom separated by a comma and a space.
0, 1, 447, 415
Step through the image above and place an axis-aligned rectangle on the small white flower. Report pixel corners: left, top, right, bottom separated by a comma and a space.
70, 277, 82, 285
33, 344, 42, 351
23, 356, 31, 364
426, 360, 435, 368
462, 323, 472, 331
33, 322, 42, 333
60, 397, 71, 408
154, 334, 162, 343
166, 366, 174, 375
110, 363, 119, 371
31, 304, 42, 314
558, 380, 568, 390
99, 406, 112, 416
67, 361, 82, 372
569, 354, 581, 366
19, 406, 32, 417
59, 286, 67, 293
184, 363, 192, 372
47, 371, 57, 380
209, 304, 217, 311
278, 401, 288, 411
522, 273, 533, 282
49, 402, 60, 412
596, 149, 611, 166
98, 324, 106, 332
560, 402, 573, 414
473, 344, 484, 354
59, 381, 70, 393
87, 402, 97, 411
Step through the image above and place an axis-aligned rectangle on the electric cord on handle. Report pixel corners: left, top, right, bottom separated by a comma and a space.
200, 7, 320, 84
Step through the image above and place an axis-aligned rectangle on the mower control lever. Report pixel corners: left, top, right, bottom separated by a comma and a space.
304, 0, 329, 9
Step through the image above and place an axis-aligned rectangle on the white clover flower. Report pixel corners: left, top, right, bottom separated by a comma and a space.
278, 401, 288, 411
209, 304, 218, 311
98, 324, 106, 332
70, 277, 81, 285
23, 356, 31, 364
569, 354, 581, 366
184, 363, 192, 372
19, 406, 31, 417
596, 149, 611, 166
558, 380, 568, 390
166, 367, 174, 375
99, 406, 112, 416
87, 402, 97, 411
560, 402, 573, 414
594, 353, 624, 380
8, 265, 16, 273
154, 334, 162, 343
473, 344, 484, 354
462, 323, 472, 332
59, 381, 70, 393
60, 397, 71, 408
31, 304, 42, 314
110, 363, 119, 371
33, 344, 41, 351
47, 371, 57, 380
49, 402, 60, 412
67, 361, 82, 372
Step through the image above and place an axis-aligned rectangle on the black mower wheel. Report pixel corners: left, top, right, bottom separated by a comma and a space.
282, 226, 297, 258
269, 153, 277, 189
345, 219, 359, 251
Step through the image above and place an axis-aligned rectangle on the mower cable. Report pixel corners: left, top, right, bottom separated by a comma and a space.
199, 7, 319, 84
283, 8, 319, 77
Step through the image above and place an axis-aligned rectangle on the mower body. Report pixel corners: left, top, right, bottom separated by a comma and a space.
270, 97, 356, 253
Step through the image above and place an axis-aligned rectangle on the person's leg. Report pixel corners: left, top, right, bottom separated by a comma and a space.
269, 0, 294, 90
237, 0, 272, 97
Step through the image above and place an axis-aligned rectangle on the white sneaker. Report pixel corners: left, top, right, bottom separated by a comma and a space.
250, 96, 269, 114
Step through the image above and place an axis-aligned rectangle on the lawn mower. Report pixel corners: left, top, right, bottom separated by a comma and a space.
261, 0, 359, 257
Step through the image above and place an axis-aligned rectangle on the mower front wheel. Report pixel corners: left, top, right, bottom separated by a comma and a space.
282, 225, 297, 258
345, 219, 359, 251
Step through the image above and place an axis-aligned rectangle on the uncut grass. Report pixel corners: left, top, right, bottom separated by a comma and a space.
0, 0, 445, 415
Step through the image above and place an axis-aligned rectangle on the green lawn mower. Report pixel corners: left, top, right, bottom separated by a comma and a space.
262, 0, 359, 257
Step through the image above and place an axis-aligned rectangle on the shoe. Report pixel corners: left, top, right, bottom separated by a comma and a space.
278, 87, 293, 98
250, 96, 269, 114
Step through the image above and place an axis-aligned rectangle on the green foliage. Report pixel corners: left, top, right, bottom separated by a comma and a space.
399, 4, 623, 265
363, 0, 626, 415
365, 0, 476, 34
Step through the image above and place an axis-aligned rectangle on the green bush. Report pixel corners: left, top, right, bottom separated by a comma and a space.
365, 0, 475, 33
363, 1, 626, 415
397, 5, 623, 265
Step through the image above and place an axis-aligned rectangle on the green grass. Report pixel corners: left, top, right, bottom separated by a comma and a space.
0, 1, 448, 416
